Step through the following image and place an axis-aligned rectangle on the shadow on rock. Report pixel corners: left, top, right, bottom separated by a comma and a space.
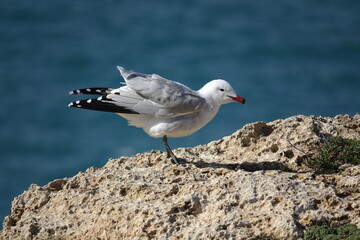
239, 161, 294, 172
178, 158, 294, 172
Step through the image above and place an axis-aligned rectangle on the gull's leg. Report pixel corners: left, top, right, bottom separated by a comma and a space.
162, 135, 179, 164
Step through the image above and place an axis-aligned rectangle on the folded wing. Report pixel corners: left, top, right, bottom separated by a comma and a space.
117, 66, 206, 118
69, 66, 206, 118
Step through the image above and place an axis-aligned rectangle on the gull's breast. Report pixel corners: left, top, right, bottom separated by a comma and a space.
148, 104, 220, 138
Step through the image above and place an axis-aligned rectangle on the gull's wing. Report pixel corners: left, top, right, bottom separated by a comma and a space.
69, 67, 206, 118
114, 66, 206, 118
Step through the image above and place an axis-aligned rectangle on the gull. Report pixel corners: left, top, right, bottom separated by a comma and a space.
69, 66, 246, 164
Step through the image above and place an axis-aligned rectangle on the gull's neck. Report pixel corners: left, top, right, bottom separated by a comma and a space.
197, 86, 221, 109
197, 88, 222, 122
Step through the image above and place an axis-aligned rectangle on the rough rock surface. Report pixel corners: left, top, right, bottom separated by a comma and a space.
1, 114, 359, 240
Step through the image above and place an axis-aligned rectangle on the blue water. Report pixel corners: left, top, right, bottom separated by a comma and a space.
0, 0, 359, 225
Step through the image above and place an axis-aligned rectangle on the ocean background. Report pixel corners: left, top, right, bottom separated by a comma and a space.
0, 0, 359, 225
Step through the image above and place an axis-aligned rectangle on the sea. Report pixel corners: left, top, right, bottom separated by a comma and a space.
0, 0, 359, 226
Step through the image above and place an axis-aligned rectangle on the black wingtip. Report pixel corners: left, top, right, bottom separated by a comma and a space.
69, 88, 114, 95
68, 101, 82, 108
68, 98, 139, 114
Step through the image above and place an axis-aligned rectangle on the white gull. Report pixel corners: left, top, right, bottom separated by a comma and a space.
69, 66, 246, 164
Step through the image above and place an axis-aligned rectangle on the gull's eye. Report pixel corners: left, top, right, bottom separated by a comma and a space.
219, 88, 224, 92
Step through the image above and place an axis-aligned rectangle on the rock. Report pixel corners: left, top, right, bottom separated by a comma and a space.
1, 114, 359, 240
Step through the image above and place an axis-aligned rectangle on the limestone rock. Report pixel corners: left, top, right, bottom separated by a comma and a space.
1, 114, 359, 240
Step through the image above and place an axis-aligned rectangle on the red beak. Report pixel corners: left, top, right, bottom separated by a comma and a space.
231, 96, 246, 104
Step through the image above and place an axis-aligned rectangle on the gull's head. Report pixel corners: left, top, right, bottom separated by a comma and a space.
200, 79, 246, 105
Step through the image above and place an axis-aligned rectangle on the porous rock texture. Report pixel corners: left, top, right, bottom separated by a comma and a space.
1, 114, 359, 240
